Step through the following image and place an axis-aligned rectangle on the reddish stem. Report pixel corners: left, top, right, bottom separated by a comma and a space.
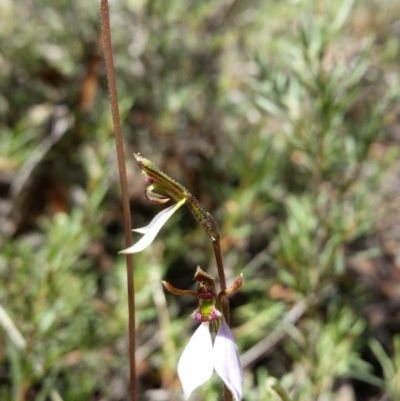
212, 239, 232, 401
100, 2, 137, 400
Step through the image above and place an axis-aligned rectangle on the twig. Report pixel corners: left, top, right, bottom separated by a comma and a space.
0, 304, 26, 351
240, 301, 307, 369
150, 263, 176, 363
49, 389, 64, 401
10, 105, 71, 199
100, 2, 137, 400
240, 285, 335, 369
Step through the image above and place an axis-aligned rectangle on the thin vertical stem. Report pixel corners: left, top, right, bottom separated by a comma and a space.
100, 2, 137, 401
212, 239, 233, 401
212, 239, 229, 324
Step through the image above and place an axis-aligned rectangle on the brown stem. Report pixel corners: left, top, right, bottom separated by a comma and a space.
100, 2, 137, 401
212, 239, 229, 322
212, 239, 232, 401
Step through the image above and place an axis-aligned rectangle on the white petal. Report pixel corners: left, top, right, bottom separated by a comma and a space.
131, 205, 175, 235
178, 322, 214, 399
119, 200, 184, 254
213, 319, 243, 401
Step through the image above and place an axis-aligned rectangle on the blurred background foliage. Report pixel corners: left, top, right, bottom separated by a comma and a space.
1, 0, 400, 400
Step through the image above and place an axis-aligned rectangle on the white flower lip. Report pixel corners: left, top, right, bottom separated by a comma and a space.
178, 322, 214, 399
178, 319, 243, 400
119, 199, 185, 254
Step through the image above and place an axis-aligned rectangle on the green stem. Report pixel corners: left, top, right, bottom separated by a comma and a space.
267, 378, 292, 401
100, 2, 137, 400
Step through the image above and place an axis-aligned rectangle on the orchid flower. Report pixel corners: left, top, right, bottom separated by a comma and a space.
163, 267, 244, 400
120, 154, 219, 256
119, 153, 191, 254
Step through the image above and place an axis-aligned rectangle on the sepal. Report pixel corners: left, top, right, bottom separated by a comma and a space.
119, 199, 185, 254
213, 319, 243, 401
178, 323, 213, 399
144, 184, 171, 204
